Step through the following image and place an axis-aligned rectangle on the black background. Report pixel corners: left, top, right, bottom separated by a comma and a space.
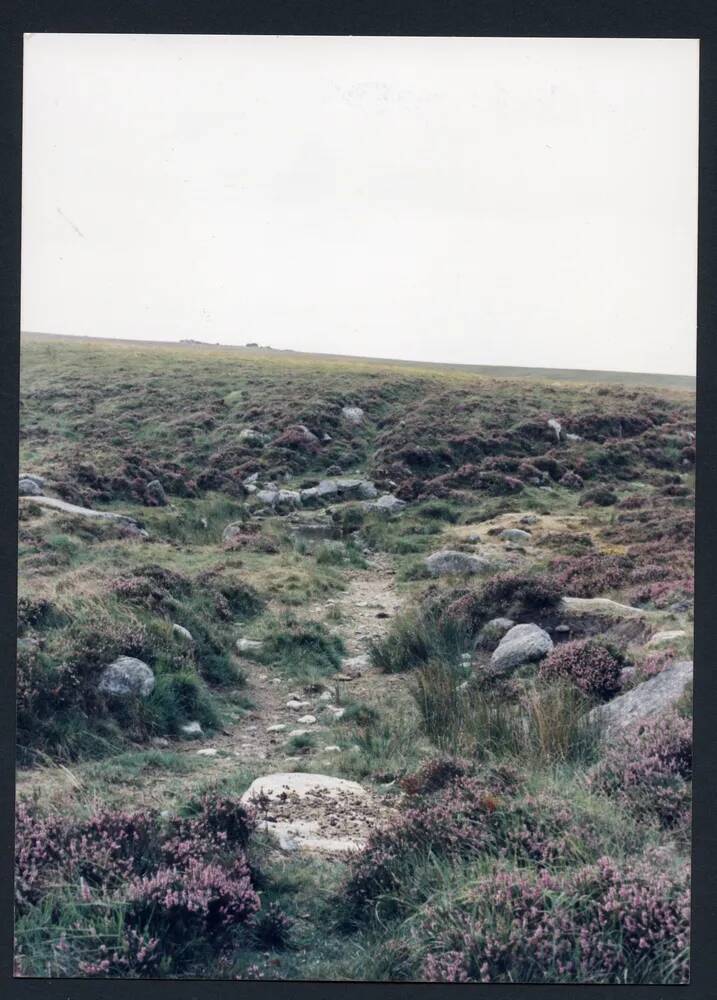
0, 3, 715, 999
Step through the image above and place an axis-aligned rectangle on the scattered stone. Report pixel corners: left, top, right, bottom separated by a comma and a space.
19, 476, 43, 496
144, 479, 167, 506
19, 495, 147, 534
519, 514, 539, 526
319, 691, 333, 703
324, 705, 345, 720
340, 654, 370, 677
266, 724, 287, 733
547, 418, 562, 441
256, 488, 279, 507
286, 699, 312, 711
236, 638, 264, 654
647, 629, 687, 647
323, 745, 341, 753
565, 432, 582, 442
362, 494, 407, 515
500, 528, 531, 543
172, 623, 193, 642
287, 728, 313, 738
588, 660, 693, 738
490, 623, 553, 674
554, 624, 571, 634
97, 656, 155, 698
196, 748, 218, 757
243, 471, 259, 485
297, 714, 317, 725
240, 772, 379, 853
425, 550, 493, 577
239, 428, 265, 446
276, 489, 302, 510
342, 406, 364, 425
180, 721, 203, 736
150, 736, 170, 748
560, 596, 646, 618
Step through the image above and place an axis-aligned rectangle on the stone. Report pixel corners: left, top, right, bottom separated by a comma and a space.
286, 699, 312, 710
266, 723, 287, 733
500, 528, 532, 543
324, 705, 345, 720
239, 428, 265, 445
340, 653, 370, 677
144, 479, 167, 506
196, 747, 218, 757
236, 637, 263, 654
520, 514, 539, 526
243, 472, 259, 485
297, 714, 317, 725
565, 432, 582, 442
588, 660, 693, 738
342, 406, 365, 425
560, 596, 646, 618
97, 656, 155, 698
490, 623, 553, 674
240, 772, 376, 853
19, 495, 147, 535
256, 488, 279, 507
647, 629, 687, 647
323, 745, 341, 752
19, 477, 43, 496
150, 736, 170, 748
554, 623, 571, 634
172, 624, 193, 642
180, 721, 203, 736
276, 489, 302, 510
319, 691, 333, 703
547, 418, 562, 441
425, 549, 493, 577
362, 494, 407, 515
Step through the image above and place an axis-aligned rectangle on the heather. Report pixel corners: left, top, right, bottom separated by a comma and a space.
16, 336, 694, 982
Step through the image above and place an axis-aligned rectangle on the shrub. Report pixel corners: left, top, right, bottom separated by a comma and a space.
478, 572, 562, 621
369, 606, 471, 673
147, 670, 219, 735
589, 712, 691, 831
579, 486, 618, 507
539, 639, 622, 701
550, 553, 633, 598
126, 857, 260, 951
421, 856, 689, 984
251, 902, 294, 950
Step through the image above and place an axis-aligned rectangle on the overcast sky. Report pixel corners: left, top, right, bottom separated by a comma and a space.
21, 34, 699, 375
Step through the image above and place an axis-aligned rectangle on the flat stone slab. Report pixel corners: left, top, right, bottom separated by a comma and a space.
20, 495, 146, 534
560, 596, 646, 617
240, 771, 384, 854
588, 660, 693, 738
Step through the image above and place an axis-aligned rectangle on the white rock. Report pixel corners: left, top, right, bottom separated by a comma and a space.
266, 724, 287, 733
647, 629, 687, 647
500, 528, 532, 543
286, 699, 312, 710
342, 406, 365, 425
236, 637, 264, 654
490, 624, 553, 674
297, 714, 317, 725
319, 691, 333, 703
425, 550, 493, 577
323, 745, 341, 752
180, 721, 203, 736
196, 747, 218, 757
588, 660, 693, 739
97, 656, 155, 698
324, 705, 345, 720
547, 418, 562, 441
172, 624, 193, 642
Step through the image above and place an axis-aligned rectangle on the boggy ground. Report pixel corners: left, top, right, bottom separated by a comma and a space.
15, 336, 694, 982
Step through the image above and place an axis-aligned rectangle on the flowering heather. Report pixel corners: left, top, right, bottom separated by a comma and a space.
539, 639, 622, 701
590, 713, 692, 831
421, 856, 689, 984
162, 795, 256, 868
478, 572, 562, 620
342, 773, 609, 921
77, 931, 162, 978
550, 553, 633, 599
126, 857, 260, 948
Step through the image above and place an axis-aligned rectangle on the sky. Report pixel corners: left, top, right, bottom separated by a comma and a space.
21, 34, 699, 375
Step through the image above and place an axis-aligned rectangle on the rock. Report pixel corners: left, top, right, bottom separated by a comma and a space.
519, 514, 539, 526
256, 488, 279, 507
316, 480, 340, 499
362, 494, 407, 515
267, 723, 287, 733
547, 418, 562, 441
588, 660, 693, 738
286, 699, 312, 710
319, 691, 333, 703
150, 736, 170, 748
560, 596, 645, 618
172, 624, 193, 642
500, 528, 531, 543
19, 477, 43, 496
222, 522, 246, 546
240, 772, 377, 853
565, 432, 582, 442
180, 721, 203, 736
323, 745, 341, 753
554, 623, 571, 634
342, 406, 364, 425
647, 629, 687, 647
19, 473, 45, 488
324, 706, 345, 720
97, 656, 155, 698
19, 495, 147, 535
297, 714, 317, 725
239, 428, 265, 446
196, 747, 218, 757
490, 624, 553, 674
478, 617, 515, 647
425, 550, 493, 577
340, 653, 370, 677
144, 479, 167, 506
275, 489, 302, 511
287, 728, 313, 738
325, 465, 343, 476
236, 637, 263, 654
243, 472, 259, 485
288, 517, 338, 541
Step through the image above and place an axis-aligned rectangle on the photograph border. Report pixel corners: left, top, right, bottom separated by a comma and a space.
1, 2, 715, 998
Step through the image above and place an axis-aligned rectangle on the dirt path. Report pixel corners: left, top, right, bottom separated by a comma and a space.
15, 552, 408, 820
